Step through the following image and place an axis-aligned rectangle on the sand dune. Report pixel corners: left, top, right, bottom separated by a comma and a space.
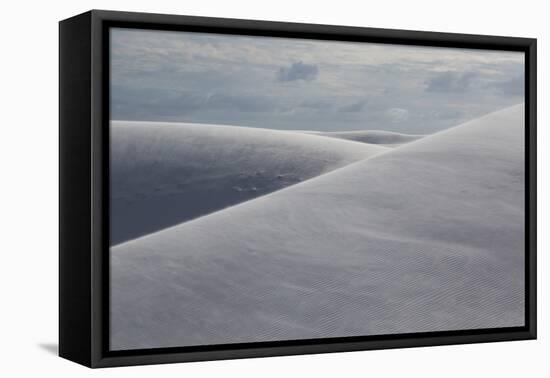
111, 122, 387, 244
302, 129, 425, 147
111, 105, 524, 350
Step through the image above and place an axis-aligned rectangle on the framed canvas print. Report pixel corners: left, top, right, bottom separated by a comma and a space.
59, 10, 537, 368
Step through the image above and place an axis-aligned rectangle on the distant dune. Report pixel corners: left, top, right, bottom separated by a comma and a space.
111, 105, 525, 350
111, 122, 387, 244
301, 130, 425, 147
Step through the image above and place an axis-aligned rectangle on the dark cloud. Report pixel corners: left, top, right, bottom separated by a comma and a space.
338, 100, 366, 113
425, 71, 477, 93
494, 76, 524, 96
277, 61, 319, 82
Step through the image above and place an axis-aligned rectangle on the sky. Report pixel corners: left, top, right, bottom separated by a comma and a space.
110, 28, 524, 134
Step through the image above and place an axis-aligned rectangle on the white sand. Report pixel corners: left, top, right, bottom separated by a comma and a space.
111, 105, 524, 350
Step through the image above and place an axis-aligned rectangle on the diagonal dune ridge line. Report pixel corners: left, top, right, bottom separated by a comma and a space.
110, 122, 389, 245
111, 104, 525, 350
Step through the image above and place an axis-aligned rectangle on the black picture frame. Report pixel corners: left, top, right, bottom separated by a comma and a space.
59, 9, 537, 368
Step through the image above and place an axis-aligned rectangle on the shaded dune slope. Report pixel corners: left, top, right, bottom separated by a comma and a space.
302, 130, 425, 147
111, 122, 387, 245
111, 105, 524, 350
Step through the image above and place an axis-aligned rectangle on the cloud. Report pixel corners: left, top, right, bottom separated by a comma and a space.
425, 71, 477, 93
205, 93, 275, 112
494, 76, 524, 96
277, 61, 319, 82
110, 28, 524, 133
385, 108, 409, 123
111, 86, 278, 120
427, 108, 465, 121
299, 100, 332, 109
338, 100, 366, 113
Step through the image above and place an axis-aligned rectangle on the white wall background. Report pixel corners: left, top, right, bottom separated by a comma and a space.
0, 0, 546, 375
